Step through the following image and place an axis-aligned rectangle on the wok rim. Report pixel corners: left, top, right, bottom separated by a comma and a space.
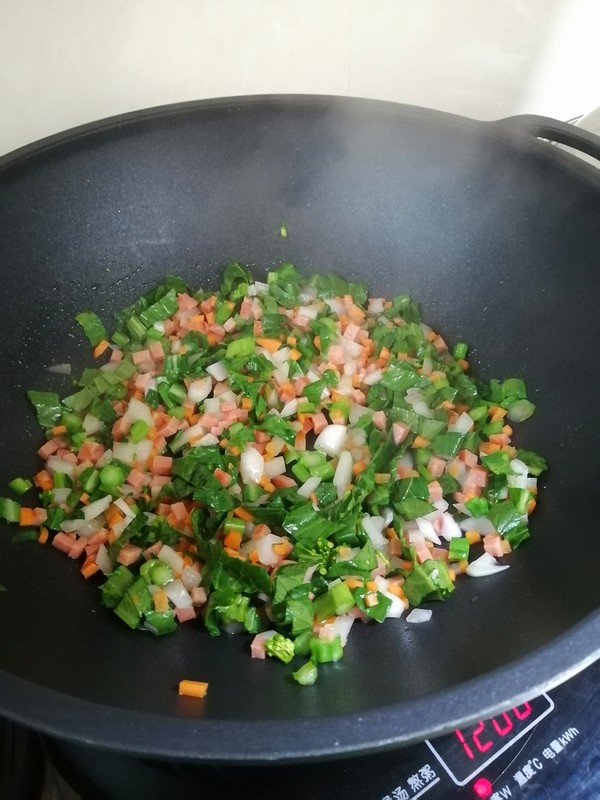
0, 95, 599, 761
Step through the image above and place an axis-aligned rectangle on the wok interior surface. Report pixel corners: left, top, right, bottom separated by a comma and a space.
0, 96, 599, 760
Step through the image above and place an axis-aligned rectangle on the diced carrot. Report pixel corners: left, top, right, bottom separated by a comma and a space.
233, 506, 254, 522
93, 339, 110, 358
365, 581, 378, 592
38, 527, 49, 544
489, 405, 508, 421
272, 541, 293, 557
479, 442, 501, 455
153, 589, 169, 613
465, 530, 482, 544
289, 349, 302, 361
255, 337, 281, 353
344, 578, 364, 590
19, 508, 35, 527
33, 470, 53, 491
106, 507, 124, 528
352, 460, 367, 476
259, 476, 275, 493
51, 424, 67, 436
224, 530, 242, 551
241, 397, 253, 410
527, 498, 537, 514
411, 436, 430, 449
178, 680, 208, 699
271, 475, 297, 489
456, 358, 468, 371
81, 559, 101, 579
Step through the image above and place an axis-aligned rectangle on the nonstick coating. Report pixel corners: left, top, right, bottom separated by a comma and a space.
0, 96, 599, 762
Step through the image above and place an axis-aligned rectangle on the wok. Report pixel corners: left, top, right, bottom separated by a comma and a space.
0, 96, 599, 763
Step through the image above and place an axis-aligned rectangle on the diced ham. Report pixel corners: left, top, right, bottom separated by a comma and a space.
468, 466, 488, 488
156, 416, 179, 439
372, 411, 387, 431
38, 439, 59, 460
191, 586, 208, 606
175, 606, 197, 623
392, 422, 410, 445
151, 455, 173, 476
459, 449, 478, 467
143, 542, 162, 560
427, 456, 446, 479
126, 468, 147, 490
117, 544, 143, 566
78, 441, 105, 464
52, 532, 76, 554
250, 631, 277, 659
177, 292, 199, 312
170, 502, 188, 523
427, 480, 444, 503
311, 412, 328, 434
343, 322, 361, 341
271, 475, 297, 489
149, 340, 165, 362
112, 416, 132, 441
483, 535, 504, 558
132, 349, 152, 365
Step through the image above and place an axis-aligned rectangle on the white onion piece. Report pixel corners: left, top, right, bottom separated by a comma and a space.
181, 421, 207, 444
507, 473, 528, 489
298, 286, 318, 304
382, 507, 394, 527
158, 544, 185, 575
466, 553, 510, 577
264, 456, 286, 479
254, 281, 269, 295
362, 515, 388, 548
406, 608, 433, 624
416, 516, 441, 544
368, 298, 384, 314
459, 516, 497, 535
82, 495, 113, 521
298, 476, 322, 498
510, 458, 529, 476
332, 614, 355, 646
256, 533, 286, 566
193, 433, 219, 447
95, 544, 113, 576
165, 579, 193, 608
280, 399, 298, 418
448, 411, 474, 434
114, 497, 135, 518
203, 397, 220, 414
133, 439, 153, 466
82, 413, 102, 435
439, 512, 462, 540
46, 362, 72, 375
272, 365, 289, 385
188, 376, 212, 404
46, 456, 77, 479
52, 488, 71, 505
206, 361, 228, 382
298, 303, 320, 320
324, 297, 345, 315
349, 404, 373, 424
412, 400, 434, 419
363, 369, 383, 386
217, 390, 237, 404
397, 452, 414, 470
526, 477, 538, 491
112, 442, 137, 464
314, 424, 347, 456
124, 398, 153, 426
240, 448, 264, 484
181, 565, 201, 592
61, 518, 98, 533
342, 340, 362, 359
333, 450, 353, 498
271, 346, 291, 366
336, 375, 354, 396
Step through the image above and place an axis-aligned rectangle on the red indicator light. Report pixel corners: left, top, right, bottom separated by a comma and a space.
473, 777, 493, 798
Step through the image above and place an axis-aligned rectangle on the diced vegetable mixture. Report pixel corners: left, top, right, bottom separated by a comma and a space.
1, 263, 547, 684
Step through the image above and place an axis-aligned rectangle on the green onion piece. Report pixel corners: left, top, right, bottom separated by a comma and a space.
292, 659, 318, 685
329, 581, 356, 615
12, 530, 39, 543
224, 517, 246, 536
0, 497, 21, 523
144, 609, 177, 636
279, 224, 288, 238
140, 559, 174, 587
448, 537, 470, 562
452, 342, 468, 360
130, 419, 150, 444
101, 566, 135, 610
100, 464, 126, 491
9, 478, 32, 496
75, 311, 108, 347
309, 634, 343, 664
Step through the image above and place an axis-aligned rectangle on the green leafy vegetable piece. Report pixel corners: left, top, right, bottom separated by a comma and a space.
28, 391, 62, 427
75, 311, 108, 347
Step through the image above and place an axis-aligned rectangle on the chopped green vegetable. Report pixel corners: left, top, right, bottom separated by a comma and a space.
264, 633, 295, 664
75, 311, 108, 347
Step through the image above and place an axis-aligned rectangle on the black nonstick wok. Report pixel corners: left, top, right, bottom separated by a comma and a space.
0, 96, 599, 764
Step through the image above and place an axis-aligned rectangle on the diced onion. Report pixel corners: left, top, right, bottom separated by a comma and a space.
46, 363, 72, 375
280, 399, 298, 418
82, 495, 113, 521
181, 565, 201, 592
415, 516, 441, 544
165, 579, 193, 608
331, 614, 355, 646
298, 476, 322, 498
362, 515, 387, 548
51, 488, 71, 505
459, 516, 497, 535
406, 609, 433, 624
95, 544, 113, 575
264, 456, 286, 479
188, 376, 212, 404
448, 411, 474, 434
124, 398, 153, 426
333, 450, 353, 498
82, 413, 103, 436
206, 361, 228, 382
349, 404, 373, 424
114, 497, 135, 518
363, 370, 383, 386
240, 447, 264, 484
466, 552, 510, 577
256, 533, 286, 566
439, 512, 462, 540
46, 456, 77, 479
373, 576, 407, 617
314, 424, 347, 457
158, 544, 184, 574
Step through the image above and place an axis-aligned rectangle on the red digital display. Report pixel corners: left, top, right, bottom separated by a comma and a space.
426, 694, 554, 786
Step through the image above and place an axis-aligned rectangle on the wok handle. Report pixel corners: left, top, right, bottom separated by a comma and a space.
497, 114, 600, 163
